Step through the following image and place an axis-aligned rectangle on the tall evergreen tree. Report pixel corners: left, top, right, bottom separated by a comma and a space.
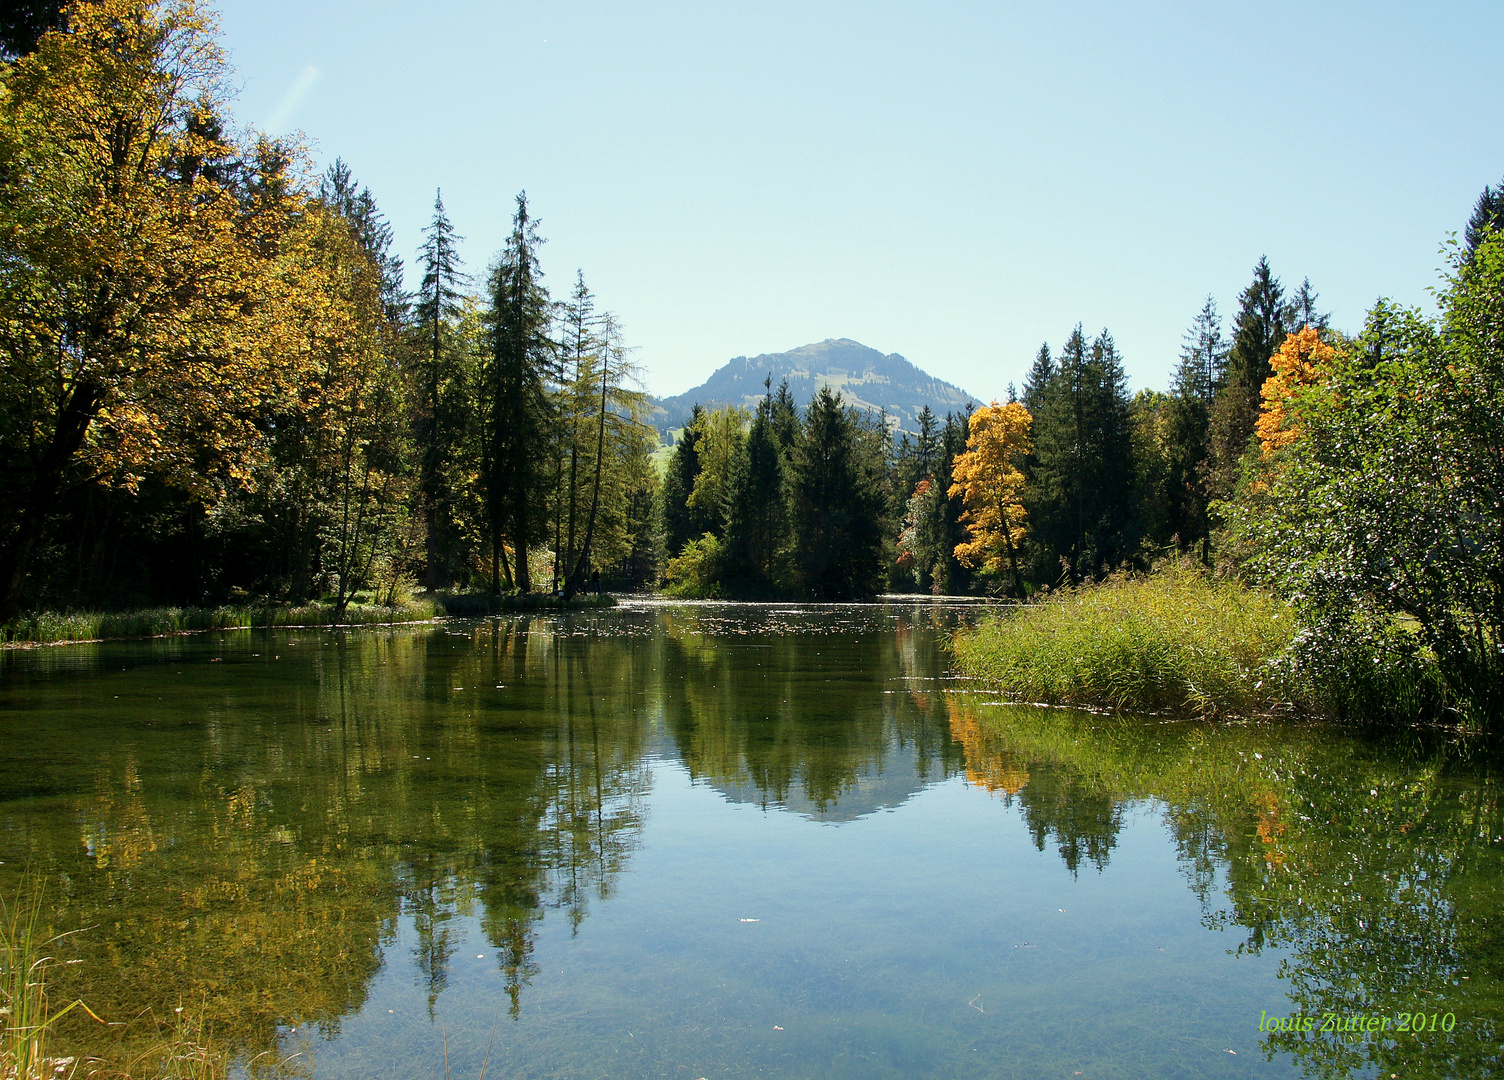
789, 388, 889, 599
720, 379, 791, 595
661, 404, 704, 557
1209, 258, 1293, 499
1025, 327, 1135, 582
1021, 344, 1054, 413
1162, 298, 1224, 560
413, 190, 468, 588
1464, 175, 1504, 261
480, 192, 554, 594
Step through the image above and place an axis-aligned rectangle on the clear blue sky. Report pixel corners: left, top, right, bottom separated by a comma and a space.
215, 0, 1504, 401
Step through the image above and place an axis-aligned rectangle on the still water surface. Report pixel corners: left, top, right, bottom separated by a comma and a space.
1, 601, 1501, 1078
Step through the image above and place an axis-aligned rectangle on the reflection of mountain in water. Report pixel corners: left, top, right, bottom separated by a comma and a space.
653, 605, 970, 823
707, 733, 938, 822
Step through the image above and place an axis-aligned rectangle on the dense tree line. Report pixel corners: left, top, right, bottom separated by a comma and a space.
0, 0, 659, 621
660, 384, 892, 600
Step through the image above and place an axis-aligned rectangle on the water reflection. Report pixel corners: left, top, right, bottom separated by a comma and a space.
1, 603, 1500, 1079
945, 696, 1504, 1079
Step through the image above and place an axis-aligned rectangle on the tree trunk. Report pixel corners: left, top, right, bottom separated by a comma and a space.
0, 382, 101, 624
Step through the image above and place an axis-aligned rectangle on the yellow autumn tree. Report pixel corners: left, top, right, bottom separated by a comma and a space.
948, 400, 1032, 596
1256, 326, 1336, 457
0, 0, 301, 619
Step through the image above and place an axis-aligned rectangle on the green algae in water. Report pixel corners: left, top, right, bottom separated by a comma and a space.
0, 602, 1500, 1078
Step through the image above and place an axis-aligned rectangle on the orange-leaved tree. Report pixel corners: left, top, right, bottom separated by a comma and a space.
948, 401, 1032, 597
1255, 326, 1336, 457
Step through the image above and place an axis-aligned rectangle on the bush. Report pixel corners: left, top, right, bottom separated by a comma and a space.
662, 534, 723, 598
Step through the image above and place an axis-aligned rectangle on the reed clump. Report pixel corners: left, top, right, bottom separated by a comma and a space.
952, 565, 1304, 717
2, 881, 101, 1080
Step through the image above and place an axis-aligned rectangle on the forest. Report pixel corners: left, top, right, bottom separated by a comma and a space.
2, 0, 1503, 719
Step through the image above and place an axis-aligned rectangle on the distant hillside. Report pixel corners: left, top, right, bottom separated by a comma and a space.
650, 338, 978, 438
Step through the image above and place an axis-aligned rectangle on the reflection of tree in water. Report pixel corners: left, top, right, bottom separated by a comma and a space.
658, 608, 966, 820
945, 697, 1121, 874
945, 696, 1504, 1079
0, 617, 652, 1068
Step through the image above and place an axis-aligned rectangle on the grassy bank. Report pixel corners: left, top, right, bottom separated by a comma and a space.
2, 599, 439, 647
951, 566, 1306, 717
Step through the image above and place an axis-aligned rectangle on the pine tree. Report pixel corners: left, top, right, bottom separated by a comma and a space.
480, 192, 554, 594
721, 378, 792, 595
661, 405, 703, 557
1162, 298, 1224, 560
1022, 344, 1054, 413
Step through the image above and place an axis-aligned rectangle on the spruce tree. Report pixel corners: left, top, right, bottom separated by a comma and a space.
1025, 327, 1135, 582
1209, 258, 1293, 499
661, 405, 704, 557
411, 190, 469, 587
721, 380, 791, 595
1162, 298, 1224, 560
480, 192, 554, 594
1464, 176, 1504, 261
790, 388, 889, 599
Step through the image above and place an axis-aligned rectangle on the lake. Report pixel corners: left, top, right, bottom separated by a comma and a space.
1, 601, 1500, 1078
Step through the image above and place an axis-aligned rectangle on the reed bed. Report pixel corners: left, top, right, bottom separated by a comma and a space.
952, 565, 1305, 717
2, 599, 439, 646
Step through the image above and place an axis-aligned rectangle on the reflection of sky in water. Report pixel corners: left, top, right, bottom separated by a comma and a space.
279, 762, 1294, 1080
4, 601, 1500, 1080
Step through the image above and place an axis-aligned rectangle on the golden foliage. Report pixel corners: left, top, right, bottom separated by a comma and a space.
947, 401, 1032, 578
1256, 327, 1335, 457
0, 0, 303, 501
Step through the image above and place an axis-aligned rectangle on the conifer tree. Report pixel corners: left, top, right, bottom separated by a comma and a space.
1464, 175, 1504, 262
480, 192, 554, 594
789, 388, 889, 599
413, 190, 468, 587
721, 379, 791, 595
661, 405, 703, 557
1209, 258, 1293, 499
1160, 298, 1224, 559
1025, 327, 1135, 582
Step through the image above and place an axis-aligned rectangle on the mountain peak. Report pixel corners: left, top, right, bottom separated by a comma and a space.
651, 339, 978, 436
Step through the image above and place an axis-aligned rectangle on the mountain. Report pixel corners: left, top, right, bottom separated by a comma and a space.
649, 338, 979, 438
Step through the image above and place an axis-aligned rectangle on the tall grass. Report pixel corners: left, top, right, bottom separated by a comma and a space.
1, 881, 99, 1080
2, 599, 439, 646
952, 565, 1305, 717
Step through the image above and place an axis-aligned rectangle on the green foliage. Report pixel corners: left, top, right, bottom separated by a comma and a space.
662, 533, 723, 598
789, 388, 890, 599
479, 193, 555, 594
1229, 234, 1504, 726
1023, 326, 1136, 583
